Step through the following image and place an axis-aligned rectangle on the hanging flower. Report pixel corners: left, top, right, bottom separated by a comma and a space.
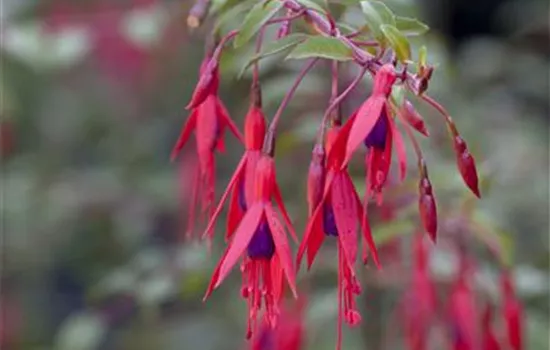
336, 64, 407, 203
202, 84, 295, 246
482, 304, 501, 350
448, 259, 480, 350
204, 154, 298, 339
501, 271, 523, 350
249, 299, 306, 350
399, 233, 437, 350
171, 52, 243, 237
297, 123, 380, 350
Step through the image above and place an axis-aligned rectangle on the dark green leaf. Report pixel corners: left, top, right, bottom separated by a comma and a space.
381, 24, 411, 62
297, 0, 326, 13
213, 0, 257, 33
287, 36, 353, 61
234, 0, 284, 48
331, 0, 361, 5
239, 34, 308, 77
360, 1, 396, 40
395, 16, 429, 36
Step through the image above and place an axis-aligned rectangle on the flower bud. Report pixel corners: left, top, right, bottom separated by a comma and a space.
453, 135, 481, 198
400, 100, 429, 136
418, 175, 437, 242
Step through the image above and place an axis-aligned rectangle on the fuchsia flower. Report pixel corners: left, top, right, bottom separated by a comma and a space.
297, 123, 380, 350
171, 52, 243, 238
204, 153, 298, 339
399, 234, 437, 350
339, 64, 408, 202
448, 259, 480, 350
249, 299, 305, 350
482, 304, 501, 350
202, 85, 295, 244
501, 271, 523, 350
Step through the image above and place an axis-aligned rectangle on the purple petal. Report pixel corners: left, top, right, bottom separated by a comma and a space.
247, 220, 275, 259
363, 109, 388, 150
323, 204, 339, 237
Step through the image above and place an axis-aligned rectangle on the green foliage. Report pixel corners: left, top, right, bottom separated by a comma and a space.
287, 36, 353, 61
213, 0, 258, 34
296, 0, 327, 13
394, 16, 429, 36
234, 0, 284, 48
239, 34, 308, 76
381, 24, 411, 62
360, 1, 396, 41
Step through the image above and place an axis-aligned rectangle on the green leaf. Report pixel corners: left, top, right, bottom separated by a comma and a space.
360, 1, 396, 40
297, 0, 326, 13
338, 23, 358, 35
331, 0, 361, 5
418, 45, 427, 69
213, 0, 257, 33
234, 0, 284, 48
395, 16, 429, 36
239, 34, 308, 77
287, 36, 353, 61
381, 24, 411, 62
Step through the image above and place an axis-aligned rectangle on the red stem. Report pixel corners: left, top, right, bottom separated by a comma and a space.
266, 8, 306, 25
264, 58, 319, 154
318, 66, 368, 141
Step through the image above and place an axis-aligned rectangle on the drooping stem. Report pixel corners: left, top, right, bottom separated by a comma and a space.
212, 30, 239, 60
253, 26, 267, 86
318, 66, 368, 142
331, 61, 339, 102
421, 94, 458, 134
395, 103, 426, 176
263, 58, 319, 155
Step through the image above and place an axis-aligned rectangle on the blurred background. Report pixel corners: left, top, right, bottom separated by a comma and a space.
1, 0, 548, 349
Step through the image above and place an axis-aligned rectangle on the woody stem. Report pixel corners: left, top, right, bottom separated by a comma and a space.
188, 0, 211, 28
